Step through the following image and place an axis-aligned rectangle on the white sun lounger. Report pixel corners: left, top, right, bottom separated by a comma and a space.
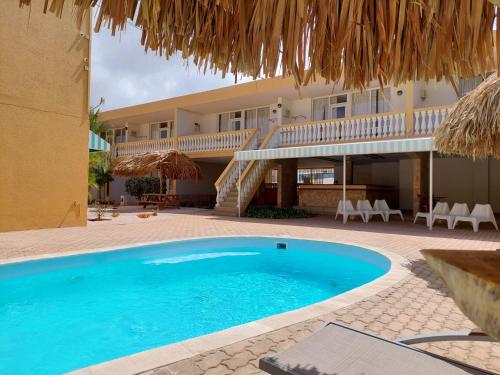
432, 203, 470, 229
414, 202, 450, 227
260, 322, 496, 375
453, 204, 499, 232
357, 200, 387, 222
374, 199, 404, 222
335, 200, 366, 224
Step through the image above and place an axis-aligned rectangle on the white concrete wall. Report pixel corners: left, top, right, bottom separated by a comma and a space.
434, 157, 500, 212
414, 80, 458, 108
399, 159, 414, 210
176, 109, 205, 136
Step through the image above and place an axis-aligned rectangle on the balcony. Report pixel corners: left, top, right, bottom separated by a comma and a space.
277, 105, 452, 147
112, 106, 452, 158
113, 129, 256, 157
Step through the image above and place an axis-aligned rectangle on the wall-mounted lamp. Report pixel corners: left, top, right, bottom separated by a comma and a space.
277, 103, 282, 108
194, 122, 201, 132
420, 88, 427, 101
397, 89, 403, 96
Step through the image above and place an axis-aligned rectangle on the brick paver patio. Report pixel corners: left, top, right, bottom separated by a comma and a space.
1, 210, 499, 374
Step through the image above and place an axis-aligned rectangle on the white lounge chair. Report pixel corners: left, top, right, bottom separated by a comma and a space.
413, 202, 450, 227
432, 203, 469, 229
453, 204, 499, 232
357, 200, 387, 222
335, 200, 366, 224
374, 199, 404, 222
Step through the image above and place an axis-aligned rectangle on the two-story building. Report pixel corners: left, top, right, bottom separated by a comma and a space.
101, 75, 500, 218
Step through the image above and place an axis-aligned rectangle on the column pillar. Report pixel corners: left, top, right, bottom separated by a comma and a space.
410, 153, 429, 215
276, 159, 297, 208
405, 81, 415, 134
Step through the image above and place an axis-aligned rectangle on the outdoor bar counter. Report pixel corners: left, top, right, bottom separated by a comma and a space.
297, 184, 395, 215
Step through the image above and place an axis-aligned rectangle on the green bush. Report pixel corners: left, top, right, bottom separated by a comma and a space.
125, 177, 160, 200
245, 206, 313, 219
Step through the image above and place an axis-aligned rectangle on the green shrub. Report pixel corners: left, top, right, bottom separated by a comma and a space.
245, 206, 313, 219
125, 177, 160, 200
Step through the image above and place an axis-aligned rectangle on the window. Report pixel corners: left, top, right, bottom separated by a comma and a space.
313, 88, 390, 120
218, 113, 230, 132
257, 107, 270, 136
458, 76, 484, 98
298, 168, 335, 184
150, 121, 173, 139
218, 107, 270, 134
230, 111, 242, 131
105, 128, 126, 144
312, 97, 329, 121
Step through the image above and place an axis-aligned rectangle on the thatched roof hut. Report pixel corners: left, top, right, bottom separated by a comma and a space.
434, 74, 500, 159
112, 151, 201, 180
19, 0, 499, 90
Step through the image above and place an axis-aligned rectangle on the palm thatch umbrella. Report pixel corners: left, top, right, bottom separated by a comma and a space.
434, 74, 500, 159
112, 151, 201, 194
19, 0, 499, 90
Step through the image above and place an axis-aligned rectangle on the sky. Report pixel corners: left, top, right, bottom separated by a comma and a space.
90, 26, 250, 111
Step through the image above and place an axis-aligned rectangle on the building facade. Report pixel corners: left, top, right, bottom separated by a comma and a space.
0, 3, 91, 231
101, 75, 500, 217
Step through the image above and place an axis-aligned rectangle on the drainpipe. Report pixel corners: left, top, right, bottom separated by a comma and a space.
429, 151, 433, 231
238, 160, 241, 217
343, 155, 346, 224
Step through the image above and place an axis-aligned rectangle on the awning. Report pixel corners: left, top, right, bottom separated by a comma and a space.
235, 137, 434, 161
89, 130, 110, 152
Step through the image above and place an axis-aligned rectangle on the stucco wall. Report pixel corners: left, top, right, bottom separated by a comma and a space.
0, 3, 90, 231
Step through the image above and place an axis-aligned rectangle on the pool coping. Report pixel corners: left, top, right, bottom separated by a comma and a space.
0, 235, 410, 375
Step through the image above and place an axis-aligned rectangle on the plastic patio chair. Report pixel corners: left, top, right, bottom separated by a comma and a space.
374, 199, 404, 222
453, 204, 499, 232
414, 202, 450, 227
432, 203, 470, 229
357, 200, 387, 223
335, 200, 366, 224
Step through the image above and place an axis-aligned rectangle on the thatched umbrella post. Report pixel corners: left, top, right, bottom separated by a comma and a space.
159, 169, 163, 194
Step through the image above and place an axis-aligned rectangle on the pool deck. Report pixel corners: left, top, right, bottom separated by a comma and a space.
1, 210, 499, 374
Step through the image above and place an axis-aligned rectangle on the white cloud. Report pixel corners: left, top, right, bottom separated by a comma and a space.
90, 26, 250, 111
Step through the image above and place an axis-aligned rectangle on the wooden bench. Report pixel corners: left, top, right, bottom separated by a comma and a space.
140, 193, 180, 209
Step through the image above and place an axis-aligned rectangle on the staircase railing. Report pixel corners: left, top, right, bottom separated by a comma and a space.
214, 128, 259, 207
237, 126, 281, 213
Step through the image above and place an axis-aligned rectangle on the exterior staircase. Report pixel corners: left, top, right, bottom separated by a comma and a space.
214, 127, 280, 216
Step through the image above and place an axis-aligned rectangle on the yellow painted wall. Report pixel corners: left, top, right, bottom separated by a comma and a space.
0, 3, 90, 231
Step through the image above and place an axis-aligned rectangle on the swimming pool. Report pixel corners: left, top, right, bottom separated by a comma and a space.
0, 237, 390, 374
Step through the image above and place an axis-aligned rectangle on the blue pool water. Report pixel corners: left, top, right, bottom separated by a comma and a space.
0, 237, 390, 374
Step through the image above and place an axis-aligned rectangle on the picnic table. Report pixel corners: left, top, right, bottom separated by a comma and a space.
139, 193, 180, 209
421, 250, 500, 341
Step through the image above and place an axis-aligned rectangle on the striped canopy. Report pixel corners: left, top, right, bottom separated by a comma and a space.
89, 130, 110, 152
235, 137, 434, 161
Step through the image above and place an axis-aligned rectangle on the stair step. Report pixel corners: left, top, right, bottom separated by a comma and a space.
213, 206, 239, 217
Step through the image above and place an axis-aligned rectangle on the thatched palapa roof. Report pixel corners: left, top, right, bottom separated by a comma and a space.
434, 74, 500, 159
19, 0, 499, 90
112, 151, 201, 180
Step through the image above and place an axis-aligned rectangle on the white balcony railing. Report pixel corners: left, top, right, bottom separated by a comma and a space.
113, 138, 175, 156
279, 112, 406, 147
413, 106, 453, 135
113, 129, 255, 157
177, 130, 254, 153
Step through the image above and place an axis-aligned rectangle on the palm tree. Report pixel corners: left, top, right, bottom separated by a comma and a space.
88, 98, 113, 202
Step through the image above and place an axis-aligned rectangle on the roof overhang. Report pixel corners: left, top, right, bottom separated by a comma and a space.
235, 137, 434, 161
